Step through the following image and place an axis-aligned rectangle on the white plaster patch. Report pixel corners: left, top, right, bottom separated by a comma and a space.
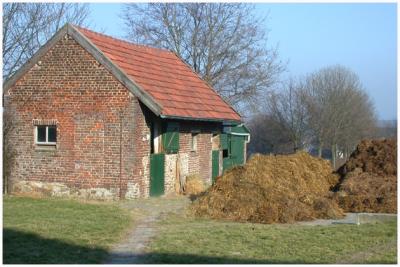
76, 188, 117, 200
164, 154, 178, 194
178, 153, 190, 192
142, 155, 150, 197
179, 153, 189, 178
125, 182, 140, 199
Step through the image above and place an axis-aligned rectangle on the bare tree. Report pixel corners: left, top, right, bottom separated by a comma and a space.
262, 78, 310, 152
373, 120, 397, 139
303, 65, 377, 168
2, 3, 90, 79
249, 66, 376, 166
247, 114, 293, 155
121, 3, 284, 115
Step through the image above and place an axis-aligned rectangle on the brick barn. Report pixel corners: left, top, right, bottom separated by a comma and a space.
3, 24, 250, 200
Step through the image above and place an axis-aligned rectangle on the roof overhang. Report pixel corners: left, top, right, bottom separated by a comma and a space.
160, 114, 240, 123
222, 123, 251, 142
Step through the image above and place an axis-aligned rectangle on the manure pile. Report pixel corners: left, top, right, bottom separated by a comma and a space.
191, 152, 344, 224
334, 138, 397, 213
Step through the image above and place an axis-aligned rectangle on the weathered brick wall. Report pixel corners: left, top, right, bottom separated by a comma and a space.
129, 103, 153, 198
4, 34, 150, 199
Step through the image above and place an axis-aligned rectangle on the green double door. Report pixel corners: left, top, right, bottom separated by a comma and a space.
230, 135, 245, 165
212, 150, 220, 183
150, 153, 165, 196
222, 134, 246, 172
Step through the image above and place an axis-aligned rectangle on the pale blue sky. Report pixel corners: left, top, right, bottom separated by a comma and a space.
88, 3, 397, 120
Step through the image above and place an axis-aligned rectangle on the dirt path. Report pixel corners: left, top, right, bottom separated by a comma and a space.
105, 196, 190, 264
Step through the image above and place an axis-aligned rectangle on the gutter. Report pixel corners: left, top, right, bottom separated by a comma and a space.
160, 114, 241, 124
229, 132, 251, 143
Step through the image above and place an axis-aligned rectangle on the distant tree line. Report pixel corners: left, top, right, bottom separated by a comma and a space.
372, 120, 397, 139
248, 65, 379, 169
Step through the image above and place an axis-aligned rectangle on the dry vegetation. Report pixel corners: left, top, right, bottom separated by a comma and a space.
192, 138, 397, 224
183, 175, 205, 196
334, 138, 397, 213
192, 152, 343, 224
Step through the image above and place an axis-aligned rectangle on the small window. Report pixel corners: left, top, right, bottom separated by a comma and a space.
162, 122, 179, 154
36, 125, 57, 145
191, 133, 198, 151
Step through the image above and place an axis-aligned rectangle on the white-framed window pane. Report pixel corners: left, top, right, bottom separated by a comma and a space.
36, 125, 57, 144
37, 126, 47, 142
191, 133, 198, 151
48, 126, 57, 142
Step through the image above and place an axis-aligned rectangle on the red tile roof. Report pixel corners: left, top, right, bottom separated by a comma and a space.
75, 26, 241, 122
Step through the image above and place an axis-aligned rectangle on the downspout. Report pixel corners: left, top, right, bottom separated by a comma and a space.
119, 112, 123, 199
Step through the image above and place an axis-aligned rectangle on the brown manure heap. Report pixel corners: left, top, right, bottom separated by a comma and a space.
334, 138, 397, 213
191, 152, 344, 224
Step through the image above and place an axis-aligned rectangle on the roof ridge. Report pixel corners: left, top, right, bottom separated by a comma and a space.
72, 25, 173, 55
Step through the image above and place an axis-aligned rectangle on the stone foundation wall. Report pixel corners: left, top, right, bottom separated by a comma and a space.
13, 180, 119, 200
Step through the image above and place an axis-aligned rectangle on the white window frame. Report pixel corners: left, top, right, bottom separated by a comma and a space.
211, 133, 219, 150
35, 125, 57, 145
191, 132, 198, 152
153, 121, 162, 154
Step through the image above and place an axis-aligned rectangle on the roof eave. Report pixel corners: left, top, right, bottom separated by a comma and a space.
160, 114, 241, 123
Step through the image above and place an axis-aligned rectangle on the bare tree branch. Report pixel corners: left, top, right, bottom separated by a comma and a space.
2, 3, 90, 79
121, 3, 284, 115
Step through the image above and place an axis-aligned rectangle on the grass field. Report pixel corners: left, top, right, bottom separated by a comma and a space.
142, 213, 397, 264
3, 196, 132, 264
3, 196, 397, 264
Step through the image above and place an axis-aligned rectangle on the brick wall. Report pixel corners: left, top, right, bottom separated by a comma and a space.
4, 34, 150, 199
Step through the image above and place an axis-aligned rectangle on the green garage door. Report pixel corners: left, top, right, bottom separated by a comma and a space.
230, 135, 245, 165
222, 134, 246, 172
221, 123, 249, 172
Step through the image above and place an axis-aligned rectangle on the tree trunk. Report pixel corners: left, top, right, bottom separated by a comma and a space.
331, 144, 336, 170
318, 142, 323, 157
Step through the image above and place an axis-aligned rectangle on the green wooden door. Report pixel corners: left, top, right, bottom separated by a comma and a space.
150, 153, 165, 196
222, 133, 232, 171
211, 150, 219, 183
230, 135, 245, 165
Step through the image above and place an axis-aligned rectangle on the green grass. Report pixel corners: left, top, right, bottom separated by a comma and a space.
3, 196, 132, 264
143, 214, 397, 264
